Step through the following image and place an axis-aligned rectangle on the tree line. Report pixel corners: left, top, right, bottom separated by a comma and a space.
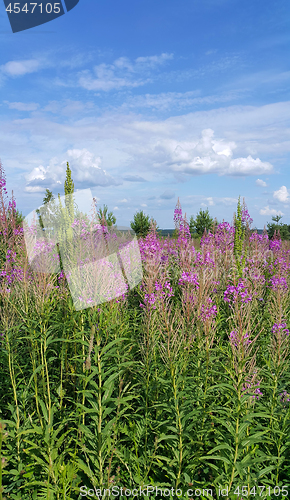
10, 163, 290, 241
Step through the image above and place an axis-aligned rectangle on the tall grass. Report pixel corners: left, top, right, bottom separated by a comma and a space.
0, 163, 290, 499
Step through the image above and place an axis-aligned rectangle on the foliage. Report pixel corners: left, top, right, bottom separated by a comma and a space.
267, 215, 290, 241
97, 204, 116, 227
1, 161, 290, 498
189, 207, 214, 238
130, 210, 152, 237
233, 196, 248, 280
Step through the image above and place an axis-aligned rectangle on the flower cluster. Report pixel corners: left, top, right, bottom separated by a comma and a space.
224, 281, 252, 306
178, 271, 199, 288
268, 275, 288, 292
154, 280, 174, 298
269, 239, 282, 252
173, 198, 183, 230
229, 330, 252, 348
271, 321, 289, 336
198, 297, 217, 322
242, 376, 263, 400
279, 390, 290, 406
249, 232, 269, 244
241, 206, 253, 228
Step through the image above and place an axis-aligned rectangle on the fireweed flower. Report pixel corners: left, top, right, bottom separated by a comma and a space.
224, 281, 252, 306
229, 330, 252, 348
269, 275, 288, 292
269, 239, 282, 252
279, 390, 290, 406
242, 377, 263, 400
198, 297, 217, 322
154, 281, 174, 298
143, 293, 157, 309
178, 271, 199, 288
271, 322, 289, 336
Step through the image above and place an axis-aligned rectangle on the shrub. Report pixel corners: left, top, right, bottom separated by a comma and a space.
130, 210, 152, 238
189, 207, 214, 237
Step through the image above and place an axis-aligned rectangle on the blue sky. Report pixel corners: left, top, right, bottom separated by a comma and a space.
1, 0, 290, 229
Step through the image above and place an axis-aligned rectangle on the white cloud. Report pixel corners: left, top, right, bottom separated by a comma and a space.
135, 53, 173, 67
145, 129, 273, 177
141, 203, 147, 207
77, 52, 173, 92
25, 148, 119, 192
119, 198, 128, 203
206, 197, 215, 206
121, 89, 241, 112
0, 59, 40, 77
4, 101, 39, 111
113, 206, 119, 210
256, 178, 267, 187
273, 185, 290, 203
219, 197, 238, 205
259, 206, 284, 216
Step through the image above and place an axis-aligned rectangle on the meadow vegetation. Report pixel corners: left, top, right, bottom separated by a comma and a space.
0, 160, 290, 499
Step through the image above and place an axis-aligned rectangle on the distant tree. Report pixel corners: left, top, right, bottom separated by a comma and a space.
189, 207, 214, 238
36, 189, 55, 236
267, 215, 290, 240
130, 210, 151, 238
97, 204, 116, 227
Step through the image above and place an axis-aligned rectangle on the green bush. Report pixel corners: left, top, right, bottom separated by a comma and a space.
267, 215, 290, 240
130, 210, 152, 238
189, 207, 214, 238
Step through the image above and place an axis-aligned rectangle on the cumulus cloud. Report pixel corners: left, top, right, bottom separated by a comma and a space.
259, 206, 284, 216
141, 203, 147, 207
273, 185, 290, 203
25, 148, 119, 192
0, 59, 40, 77
256, 178, 267, 187
160, 190, 175, 200
78, 53, 173, 92
147, 129, 273, 177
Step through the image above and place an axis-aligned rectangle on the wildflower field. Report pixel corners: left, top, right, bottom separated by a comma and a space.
0, 161, 290, 500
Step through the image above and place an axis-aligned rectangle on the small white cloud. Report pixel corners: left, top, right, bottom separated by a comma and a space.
1, 59, 40, 77
206, 197, 215, 206
273, 185, 290, 203
25, 165, 46, 183
113, 206, 119, 210
256, 178, 267, 187
24, 186, 45, 193
4, 101, 39, 111
135, 53, 173, 67
141, 203, 147, 207
119, 198, 128, 203
259, 206, 284, 216
220, 197, 238, 206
